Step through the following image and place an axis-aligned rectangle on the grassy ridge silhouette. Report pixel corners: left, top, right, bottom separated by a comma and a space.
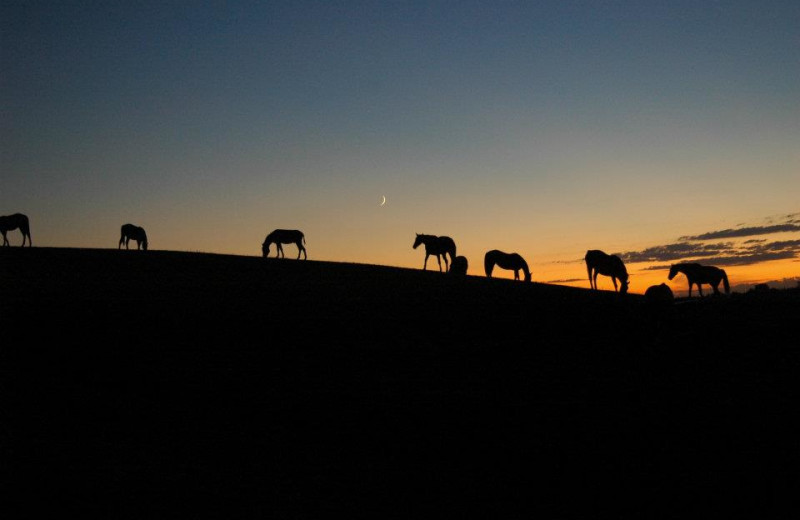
3, 247, 798, 517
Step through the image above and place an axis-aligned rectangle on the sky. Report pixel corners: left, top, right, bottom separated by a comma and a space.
2, 0, 799, 294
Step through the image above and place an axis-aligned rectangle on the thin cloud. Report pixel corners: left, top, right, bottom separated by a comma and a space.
679, 224, 800, 241
621, 239, 800, 268
546, 278, 585, 284
620, 242, 735, 263
552, 213, 800, 269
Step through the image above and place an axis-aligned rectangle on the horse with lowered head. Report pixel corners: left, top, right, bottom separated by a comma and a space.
0, 213, 32, 247
449, 255, 469, 276
119, 224, 148, 250
668, 263, 729, 297
585, 249, 629, 293
412, 233, 457, 272
484, 250, 531, 282
263, 229, 307, 259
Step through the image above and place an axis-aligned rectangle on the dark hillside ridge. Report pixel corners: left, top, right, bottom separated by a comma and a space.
3, 247, 799, 517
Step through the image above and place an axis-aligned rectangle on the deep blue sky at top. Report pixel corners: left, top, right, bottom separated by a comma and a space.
2, 1, 798, 265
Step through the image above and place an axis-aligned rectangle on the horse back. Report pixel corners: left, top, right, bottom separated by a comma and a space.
1, 213, 29, 232
121, 223, 145, 240
439, 235, 456, 254
267, 229, 304, 244
585, 249, 608, 266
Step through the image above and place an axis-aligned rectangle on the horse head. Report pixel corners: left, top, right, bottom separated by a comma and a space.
667, 265, 678, 280
142, 239, 148, 251
262, 242, 269, 258
620, 277, 630, 294
412, 233, 423, 249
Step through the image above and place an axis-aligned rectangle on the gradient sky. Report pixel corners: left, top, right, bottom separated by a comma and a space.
3, 1, 798, 293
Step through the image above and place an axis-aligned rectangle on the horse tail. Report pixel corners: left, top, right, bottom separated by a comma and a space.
586, 258, 592, 286
721, 269, 730, 294
302, 233, 306, 244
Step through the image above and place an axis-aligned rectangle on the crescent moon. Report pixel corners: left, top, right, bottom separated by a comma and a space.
380, 195, 386, 206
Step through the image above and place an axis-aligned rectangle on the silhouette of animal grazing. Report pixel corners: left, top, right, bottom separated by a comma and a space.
484, 250, 531, 282
668, 263, 729, 297
585, 250, 629, 293
412, 233, 456, 272
644, 283, 674, 305
119, 224, 148, 250
263, 229, 307, 259
0, 213, 32, 247
450, 255, 468, 276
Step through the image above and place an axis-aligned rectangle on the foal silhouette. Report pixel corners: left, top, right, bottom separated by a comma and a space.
644, 283, 674, 305
450, 255, 469, 276
263, 229, 307, 259
0, 213, 32, 247
412, 233, 456, 272
668, 263, 729, 297
119, 224, 148, 250
484, 250, 531, 282
585, 250, 629, 293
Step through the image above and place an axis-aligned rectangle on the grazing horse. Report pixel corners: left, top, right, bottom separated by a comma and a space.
668, 263, 729, 297
119, 224, 148, 250
484, 250, 531, 282
263, 229, 306, 259
449, 255, 469, 276
0, 213, 32, 247
412, 233, 456, 272
585, 250, 629, 293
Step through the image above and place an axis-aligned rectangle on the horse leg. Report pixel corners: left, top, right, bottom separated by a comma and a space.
298, 242, 307, 260
612, 277, 618, 292
514, 269, 520, 281
437, 254, 443, 272
423, 253, 429, 270
592, 271, 599, 290
277, 244, 284, 258
711, 282, 720, 295
697, 284, 704, 297
444, 254, 449, 272
2, 231, 9, 246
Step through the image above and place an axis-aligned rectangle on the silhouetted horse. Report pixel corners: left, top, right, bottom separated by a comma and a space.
645, 283, 674, 305
450, 255, 468, 276
668, 263, 729, 297
263, 229, 307, 259
585, 250, 629, 293
412, 233, 456, 272
0, 213, 32, 247
119, 224, 148, 250
484, 250, 531, 282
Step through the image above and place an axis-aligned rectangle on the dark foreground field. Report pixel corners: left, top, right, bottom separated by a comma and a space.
3, 248, 799, 517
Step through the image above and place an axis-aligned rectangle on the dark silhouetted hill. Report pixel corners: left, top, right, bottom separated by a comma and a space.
3, 248, 798, 518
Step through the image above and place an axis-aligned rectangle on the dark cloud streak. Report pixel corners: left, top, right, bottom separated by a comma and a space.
679, 224, 800, 241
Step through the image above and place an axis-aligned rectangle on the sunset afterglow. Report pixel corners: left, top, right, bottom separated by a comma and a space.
2, 1, 798, 293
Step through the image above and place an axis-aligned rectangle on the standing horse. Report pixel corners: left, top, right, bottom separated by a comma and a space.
668, 263, 729, 297
119, 224, 148, 250
0, 213, 32, 247
412, 233, 456, 272
585, 250, 629, 293
263, 229, 307, 259
484, 250, 531, 282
